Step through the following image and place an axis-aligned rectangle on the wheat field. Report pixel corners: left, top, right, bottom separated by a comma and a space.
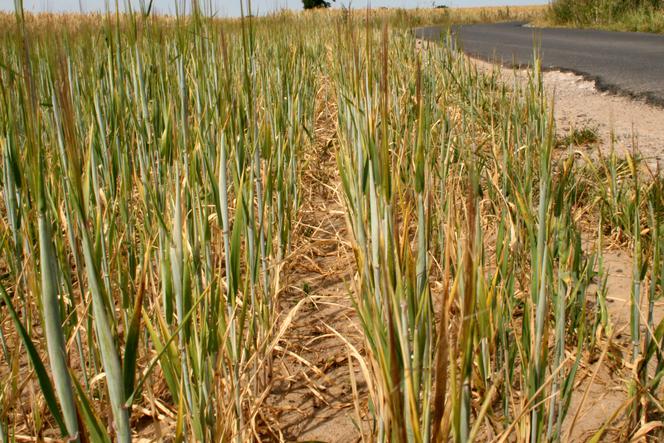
0, 3, 662, 442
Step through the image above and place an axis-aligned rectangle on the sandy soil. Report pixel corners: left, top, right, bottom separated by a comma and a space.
565, 250, 664, 442
472, 57, 664, 169
546, 70, 664, 168
263, 81, 369, 442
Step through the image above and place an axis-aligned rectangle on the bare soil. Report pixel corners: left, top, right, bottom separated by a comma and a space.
263, 81, 369, 442
564, 250, 664, 442
473, 57, 664, 169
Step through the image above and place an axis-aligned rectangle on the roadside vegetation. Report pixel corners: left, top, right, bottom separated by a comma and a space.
324, 5, 544, 28
0, 3, 662, 442
556, 126, 600, 148
549, 0, 664, 33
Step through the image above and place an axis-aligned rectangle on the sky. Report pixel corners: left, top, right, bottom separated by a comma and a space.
0, 0, 548, 17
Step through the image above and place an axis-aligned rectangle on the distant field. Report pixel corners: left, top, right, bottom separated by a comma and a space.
0, 4, 662, 443
545, 0, 664, 33
0, 5, 548, 32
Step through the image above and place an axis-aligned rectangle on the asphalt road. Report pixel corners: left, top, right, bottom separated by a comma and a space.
414, 22, 664, 106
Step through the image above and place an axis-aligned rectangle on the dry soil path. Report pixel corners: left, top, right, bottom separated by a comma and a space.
263, 81, 368, 442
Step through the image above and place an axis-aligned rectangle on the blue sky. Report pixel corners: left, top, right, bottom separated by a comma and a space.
0, 0, 548, 17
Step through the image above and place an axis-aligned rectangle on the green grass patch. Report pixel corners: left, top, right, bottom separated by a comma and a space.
556, 126, 600, 148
